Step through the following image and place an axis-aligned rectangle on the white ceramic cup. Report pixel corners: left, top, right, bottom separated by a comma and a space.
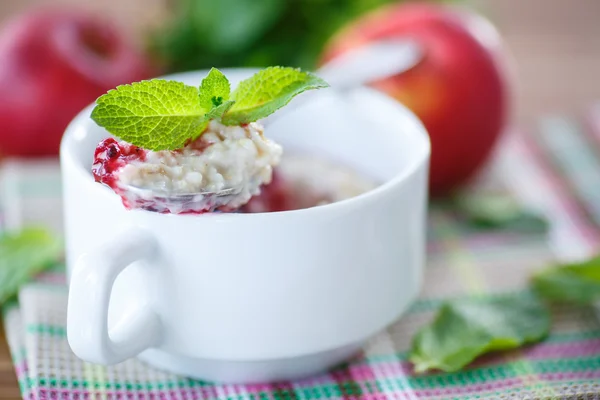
62, 69, 430, 383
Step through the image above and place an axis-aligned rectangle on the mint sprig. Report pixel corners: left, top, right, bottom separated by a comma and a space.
91, 67, 328, 151
222, 67, 329, 125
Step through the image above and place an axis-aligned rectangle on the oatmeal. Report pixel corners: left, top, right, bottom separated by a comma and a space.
93, 121, 282, 213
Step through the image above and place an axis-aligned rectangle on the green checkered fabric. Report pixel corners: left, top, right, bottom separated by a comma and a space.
2, 119, 600, 399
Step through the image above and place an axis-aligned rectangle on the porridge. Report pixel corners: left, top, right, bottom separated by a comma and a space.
88, 66, 374, 214
93, 121, 282, 213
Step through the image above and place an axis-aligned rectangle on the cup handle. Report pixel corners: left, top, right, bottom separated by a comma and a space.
67, 228, 163, 365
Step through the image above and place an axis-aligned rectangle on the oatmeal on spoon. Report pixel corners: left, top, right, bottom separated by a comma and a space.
90, 67, 327, 214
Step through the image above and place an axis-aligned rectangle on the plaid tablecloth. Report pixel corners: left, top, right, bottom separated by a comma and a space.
2, 112, 600, 399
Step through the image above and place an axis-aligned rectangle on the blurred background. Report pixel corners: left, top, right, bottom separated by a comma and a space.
0, 0, 597, 121
0, 0, 598, 197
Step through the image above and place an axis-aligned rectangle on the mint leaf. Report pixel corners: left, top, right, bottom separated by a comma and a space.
206, 100, 235, 121
91, 80, 209, 151
0, 227, 62, 304
198, 68, 231, 111
532, 256, 600, 304
409, 296, 550, 373
222, 66, 329, 125
454, 191, 549, 234
90, 67, 328, 150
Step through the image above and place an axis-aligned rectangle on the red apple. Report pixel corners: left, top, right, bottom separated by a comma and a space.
0, 9, 155, 157
321, 3, 511, 196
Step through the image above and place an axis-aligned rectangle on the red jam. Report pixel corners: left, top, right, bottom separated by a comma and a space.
241, 172, 293, 213
92, 138, 149, 209
92, 138, 147, 189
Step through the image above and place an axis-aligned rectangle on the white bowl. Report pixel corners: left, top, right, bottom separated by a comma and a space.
61, 69, 430, 383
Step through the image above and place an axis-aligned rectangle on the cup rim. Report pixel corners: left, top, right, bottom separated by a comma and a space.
61, 68, 430, 219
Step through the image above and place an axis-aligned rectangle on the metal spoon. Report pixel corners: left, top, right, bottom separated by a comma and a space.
122, 184, 243, 213
123, 39, 423, 210
264, 38, 422, 125
315, 38, 422, 90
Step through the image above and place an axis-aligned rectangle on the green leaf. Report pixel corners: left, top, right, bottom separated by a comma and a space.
206, 100, 235, 121
91, 80, 209, 151
222, 67, 329, 125
532, 256, 600, 304
0, 227, 62, 304
90, 68, 328, 150
187, 0, 285, 54
454, 191, 549, 234
409, 296, 550, 373
198, 68, 231, 111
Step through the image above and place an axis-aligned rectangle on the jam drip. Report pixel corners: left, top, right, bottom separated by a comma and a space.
92, 138, 149, 209
241, 172, 291, 213
92, 138, 147, 189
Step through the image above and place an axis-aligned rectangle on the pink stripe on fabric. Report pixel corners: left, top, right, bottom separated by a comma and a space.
367, 359, 418, 400
36, 388, 89, 397
243, 382, 279, 399
584, 105, 600, 145
346, 362, 380, 381
222, 383, 257, 400
539, 370, 600, 382
197, 384, 220, 400
409, 377, 523, 398
13, 360, 27, 377
516, 133, 600, 247
523, 339, 600, 360
330, 362, 381, 400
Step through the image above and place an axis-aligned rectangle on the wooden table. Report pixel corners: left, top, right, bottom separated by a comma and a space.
0, 0, 599, 398
0, 323, 20, 399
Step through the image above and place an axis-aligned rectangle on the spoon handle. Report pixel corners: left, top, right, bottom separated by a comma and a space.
264, 38, 422, 126
317, 38, 422, 89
